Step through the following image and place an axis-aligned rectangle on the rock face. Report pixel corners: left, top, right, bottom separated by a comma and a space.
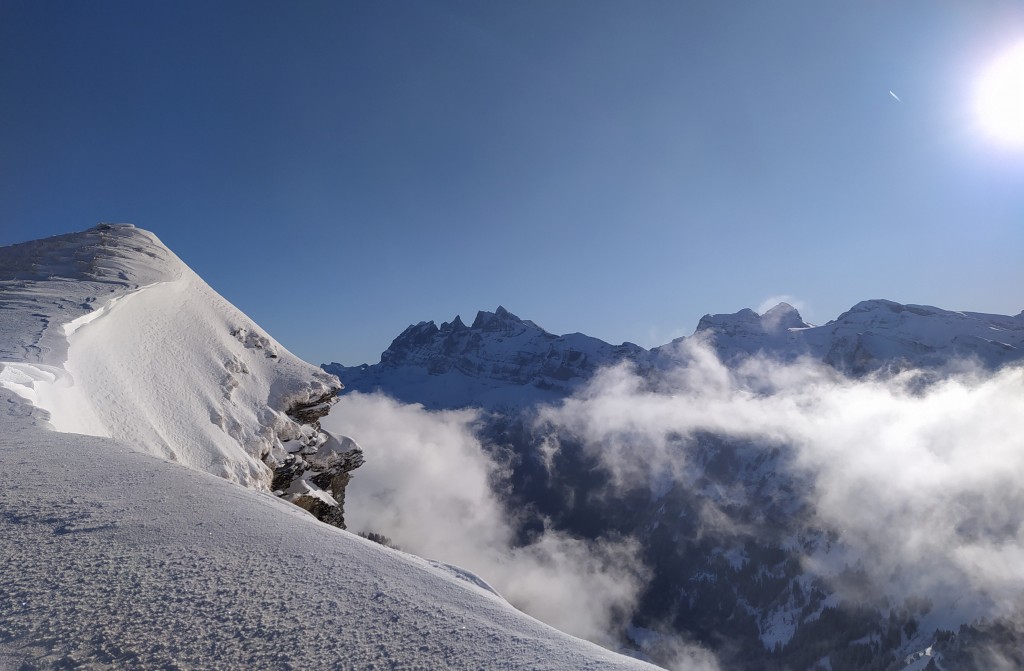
269, 389, 364, 529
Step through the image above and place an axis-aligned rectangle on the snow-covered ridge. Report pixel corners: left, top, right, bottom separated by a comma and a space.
655, 299, 1024, 372
0, 223, 353, 492
809, 299, 1024, 372
0, 224, 661, 670
0, 223, 177, 364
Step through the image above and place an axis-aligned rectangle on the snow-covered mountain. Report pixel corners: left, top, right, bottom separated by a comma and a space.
666, 299, 1024, 373
326, 300, 1024, 407
327, 306, 647, 410
0, 223, 361, 526
0, 225, 661, 671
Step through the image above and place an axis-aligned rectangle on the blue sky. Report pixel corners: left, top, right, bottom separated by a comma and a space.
2, 1, 1023, 366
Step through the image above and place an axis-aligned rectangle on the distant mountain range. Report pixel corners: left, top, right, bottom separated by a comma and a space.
325, 300, 1024, 408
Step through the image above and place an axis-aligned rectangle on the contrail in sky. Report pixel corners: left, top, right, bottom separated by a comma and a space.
889, 90, 902, 102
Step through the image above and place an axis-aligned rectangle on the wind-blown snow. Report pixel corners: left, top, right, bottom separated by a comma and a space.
0, 224, 661, 670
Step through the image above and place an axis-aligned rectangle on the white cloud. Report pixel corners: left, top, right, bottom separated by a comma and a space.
322, 392, 670, 652
325, 340, 1024, 660
537, 339, 1024, 626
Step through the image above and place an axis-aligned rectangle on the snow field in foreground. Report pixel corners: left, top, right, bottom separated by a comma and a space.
0, 405, 659, 671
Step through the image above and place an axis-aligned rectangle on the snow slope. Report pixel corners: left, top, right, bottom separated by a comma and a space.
0, 223, 342, 488
0, 225, 659, 670
0, 421, 658, 670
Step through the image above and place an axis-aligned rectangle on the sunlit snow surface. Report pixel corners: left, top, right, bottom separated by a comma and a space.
0, 224, 346, 488
0, 225, 658, 670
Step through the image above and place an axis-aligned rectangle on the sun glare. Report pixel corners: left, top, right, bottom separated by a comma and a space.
975, 41, 1024, 146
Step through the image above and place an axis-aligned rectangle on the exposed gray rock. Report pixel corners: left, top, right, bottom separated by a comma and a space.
267, 389, 364, 529
286, 389, 337, 425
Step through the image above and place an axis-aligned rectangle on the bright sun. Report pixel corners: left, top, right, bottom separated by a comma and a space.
975, 41, 1024, 146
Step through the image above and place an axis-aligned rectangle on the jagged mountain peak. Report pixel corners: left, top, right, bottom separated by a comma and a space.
471, 305, 540, 332
695, 308, 758, 333
391, 320, 441, 347
387, 307, 541, 356
760, 302, 810, 330
326, 306, 646, 409
439, 314, 468, 332
387, 307, 546, 351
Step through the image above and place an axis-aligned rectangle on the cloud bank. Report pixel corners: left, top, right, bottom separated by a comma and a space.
322, 392, 659, 652
536, 339, 1024, 628
325, 339, 1024, 665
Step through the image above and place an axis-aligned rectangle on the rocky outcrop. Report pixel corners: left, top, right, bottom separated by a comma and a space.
285, 388, 337, 424
267, 389, 364, 529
